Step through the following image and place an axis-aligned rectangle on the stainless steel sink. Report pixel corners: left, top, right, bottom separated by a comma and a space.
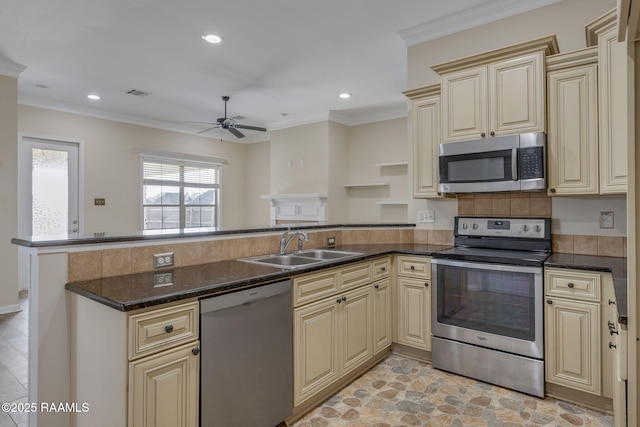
238, 249, 363, 269
296, 249, 363, 260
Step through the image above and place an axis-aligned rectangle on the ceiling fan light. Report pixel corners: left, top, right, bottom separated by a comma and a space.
202, 34, 222, 44
339, 93, 352, 99
87, 94, 101, 100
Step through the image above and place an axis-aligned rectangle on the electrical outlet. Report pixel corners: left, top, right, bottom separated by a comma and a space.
153, 252, 174, 268
154, 271, 174, 287
418, 211, 435, 223
94, 198, 106, 206
327, 236, 336, 248
599, 211, 614, 229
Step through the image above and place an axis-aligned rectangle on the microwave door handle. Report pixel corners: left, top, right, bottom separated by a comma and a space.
511, 148, 518, 181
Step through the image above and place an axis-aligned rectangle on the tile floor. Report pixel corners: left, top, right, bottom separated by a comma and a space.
0, 291, 29, 427
292, 354, 614, 427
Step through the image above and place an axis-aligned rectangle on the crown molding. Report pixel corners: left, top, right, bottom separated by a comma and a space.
398, 0, 563, 47
268, 106, 408, 131
0, 59, 26, 78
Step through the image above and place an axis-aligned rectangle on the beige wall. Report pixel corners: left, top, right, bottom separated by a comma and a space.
270, 121, 329, 194
0, 75, 19, 312
347, 118, 409, 223
245, 141, 272, 226
18, 106, 251, 233
328, 121, 350, 222
407, 0, 616, 90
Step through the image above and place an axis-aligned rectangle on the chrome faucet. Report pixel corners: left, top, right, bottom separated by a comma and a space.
279, 229, 308, 254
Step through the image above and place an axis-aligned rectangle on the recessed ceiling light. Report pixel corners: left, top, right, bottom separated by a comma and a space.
339, 93, 352, 99
87, 94, 101, 100
202, 34, 222, 44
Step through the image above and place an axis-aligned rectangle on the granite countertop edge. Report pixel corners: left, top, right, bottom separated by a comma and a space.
65, 245, 628, 325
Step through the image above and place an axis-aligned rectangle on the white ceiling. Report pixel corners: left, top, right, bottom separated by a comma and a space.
0, 0, 560, 142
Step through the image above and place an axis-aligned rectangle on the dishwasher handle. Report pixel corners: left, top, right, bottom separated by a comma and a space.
200, 279, 292, 314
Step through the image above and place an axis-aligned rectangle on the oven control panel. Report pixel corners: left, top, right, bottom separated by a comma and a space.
456, 217, 547, 238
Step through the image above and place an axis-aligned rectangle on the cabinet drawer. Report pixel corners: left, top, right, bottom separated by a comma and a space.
340, 261, 373, 291
129, 302, 199, 360
373, 258, 391, 280
545, 269, 601, 301
397, 256, 431, 279
293, 270, 339, 307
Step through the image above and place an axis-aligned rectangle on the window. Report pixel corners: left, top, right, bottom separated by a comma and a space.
141, 157, 220, 230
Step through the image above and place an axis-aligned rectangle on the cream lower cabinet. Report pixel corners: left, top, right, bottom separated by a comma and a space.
293, 258, 391, 407
129, 343, 199, 427
396, 255, 432, 351
545, 268, 615, 402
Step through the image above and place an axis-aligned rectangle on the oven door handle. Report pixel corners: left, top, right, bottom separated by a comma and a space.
511, 148, 518, 181
431, 258, 542, 275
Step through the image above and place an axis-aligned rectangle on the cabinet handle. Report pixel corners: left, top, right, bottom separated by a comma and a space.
546, 299, 553, 304
337, 298, 342, 304
550, 188, 556, 193
490, 131, 495, 137
481, 132, 486, 138
380, 266, 386, 272
410, 265, 415, 270
567, 282, 574, 289
374, 284, 379, 289
192, 347, 200, 356
609, 342, 617, 349
342, 297, 347, 302
165, 325, 174, 333
609, 299, 616, 305
425, 282, 429, 287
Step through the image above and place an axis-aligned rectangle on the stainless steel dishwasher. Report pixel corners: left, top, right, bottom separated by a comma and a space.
200, 279, 293, 427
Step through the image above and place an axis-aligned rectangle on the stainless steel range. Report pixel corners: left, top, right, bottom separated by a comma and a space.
431, 216, 551, 397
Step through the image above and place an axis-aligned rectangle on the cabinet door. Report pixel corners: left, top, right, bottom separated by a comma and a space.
489, 53, 545, 136
293, 297, 339, 406
373, 279, 392, 354
598, 26, 628, 194
129, 342, 199, 427
441, 66, 487, 143
397, 277, 431, 351
547, 64, 599, 195
339, 285, 374, 377
411, 94, 442, 198
545, 297, 601, 395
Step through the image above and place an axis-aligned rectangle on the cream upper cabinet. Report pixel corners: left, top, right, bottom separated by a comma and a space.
586, 9, 628, 194
546, 49, 599, 195
433, 36, 558, 144
404, 85, 442, 198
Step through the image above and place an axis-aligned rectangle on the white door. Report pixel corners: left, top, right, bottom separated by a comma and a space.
19, 137, 80, 238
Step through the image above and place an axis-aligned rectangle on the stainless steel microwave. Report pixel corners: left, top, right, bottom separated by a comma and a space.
438, 132, 546, 193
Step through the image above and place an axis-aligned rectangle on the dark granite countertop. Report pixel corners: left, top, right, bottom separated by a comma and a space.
65, 244, 449, 312
13, 223, 415, 248
545, 253, 627, 324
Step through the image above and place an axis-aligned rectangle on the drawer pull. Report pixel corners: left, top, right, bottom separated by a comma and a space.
165, 325, 174, 334
192, 347, 200, 356
567, 282, 574, 288
609, 299, 616, 305
609, 342, 617, 349
381, 266, 386, 272
410, 265, 415, 270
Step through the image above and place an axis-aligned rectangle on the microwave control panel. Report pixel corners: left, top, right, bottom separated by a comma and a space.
519, 146, 544, 180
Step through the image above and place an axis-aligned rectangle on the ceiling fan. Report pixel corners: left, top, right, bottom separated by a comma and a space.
191, 96, 267, 139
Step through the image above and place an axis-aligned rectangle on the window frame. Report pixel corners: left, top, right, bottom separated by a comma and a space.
140, 153, 222, 230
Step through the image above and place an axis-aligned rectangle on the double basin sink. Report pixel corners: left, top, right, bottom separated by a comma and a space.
239, 249, 364, 269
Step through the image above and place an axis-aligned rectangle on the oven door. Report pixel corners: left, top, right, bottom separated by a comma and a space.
431, 258, 543, 359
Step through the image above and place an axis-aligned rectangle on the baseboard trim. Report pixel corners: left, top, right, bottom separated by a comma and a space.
0, 304, 22, 315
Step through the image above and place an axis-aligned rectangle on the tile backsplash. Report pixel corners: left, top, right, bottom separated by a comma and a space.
457, 191, 552, 218
552, 234, 626, 257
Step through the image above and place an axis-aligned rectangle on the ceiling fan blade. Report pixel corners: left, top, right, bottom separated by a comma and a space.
196, 125, 220, 134
227, 127, 245, 138
234, 124, 267, 132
